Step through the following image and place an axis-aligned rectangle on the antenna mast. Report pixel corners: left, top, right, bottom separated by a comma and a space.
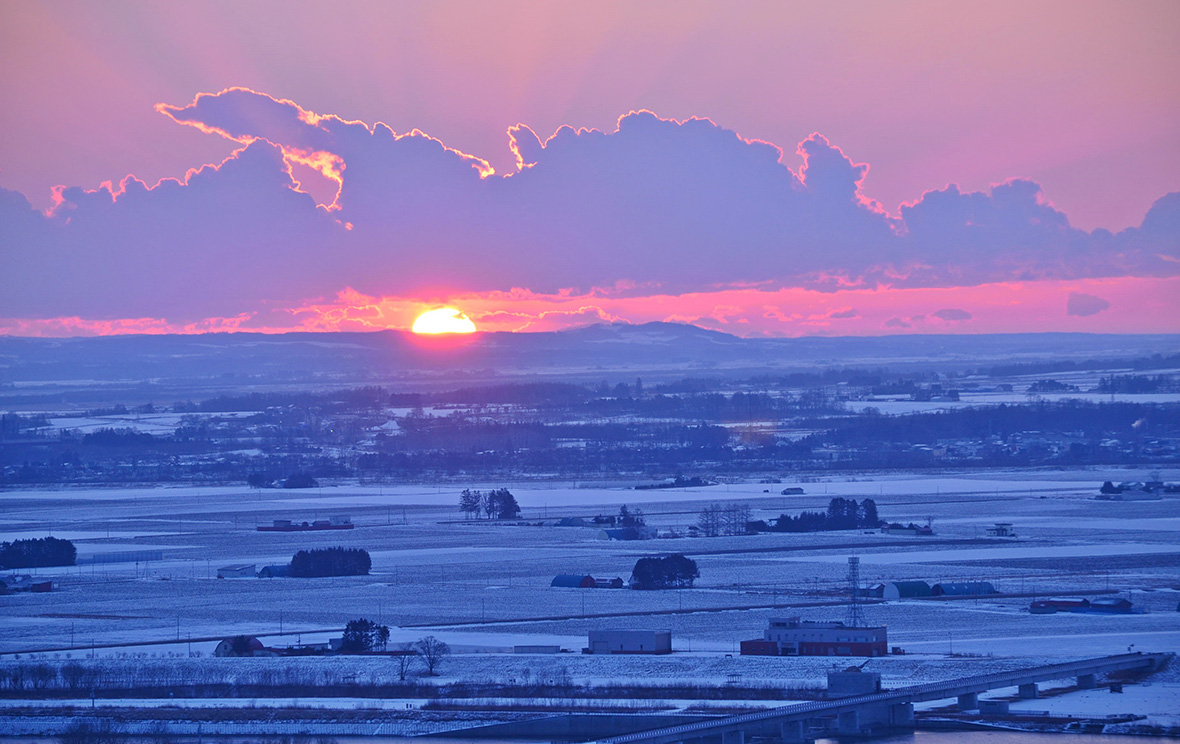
846, 556, 866, 627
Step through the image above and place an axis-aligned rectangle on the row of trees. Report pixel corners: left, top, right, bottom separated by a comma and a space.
289, 547, 371, 577
697, 503, 752, 537
458, 488, 521, 519
0, 536, 75, 568
770, 498, 880, 532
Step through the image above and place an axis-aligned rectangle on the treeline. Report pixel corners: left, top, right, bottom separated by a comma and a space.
820, 401, 1179, 444
458, 488, 522, 519
288, 547, 370, 577
768, 498, 880, 533
0, 659, 816, 700
176, 387, 422, 414
984, 352, 1180, 378
0, 537, 76, 568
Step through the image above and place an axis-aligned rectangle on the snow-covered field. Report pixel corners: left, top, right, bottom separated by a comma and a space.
1, 468, 1178, 722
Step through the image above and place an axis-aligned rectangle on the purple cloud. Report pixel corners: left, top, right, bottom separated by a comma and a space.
1066, 292, 1112, 317
932, 308, 972, 321
2, 88, 1178, 322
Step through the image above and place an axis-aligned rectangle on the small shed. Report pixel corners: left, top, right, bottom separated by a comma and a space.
217, 564, 257, 579
931, 581, 996, 596
552, 574, 595, 588
514, 645, 562, 654
586, 630, 672, 655
827, 667, 882, 697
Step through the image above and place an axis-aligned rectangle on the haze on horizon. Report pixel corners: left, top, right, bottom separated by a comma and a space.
1, 0, 1178, 338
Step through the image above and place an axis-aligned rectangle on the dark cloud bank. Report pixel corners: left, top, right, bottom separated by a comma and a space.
2, 88, 1177, 320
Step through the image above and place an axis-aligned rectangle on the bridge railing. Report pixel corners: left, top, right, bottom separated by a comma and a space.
598, 652, 1170, 744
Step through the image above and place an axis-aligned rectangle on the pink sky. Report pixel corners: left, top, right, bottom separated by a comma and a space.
1, 0, 1178, 337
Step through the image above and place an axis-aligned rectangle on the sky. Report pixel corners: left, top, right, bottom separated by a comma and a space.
1, 0, 1178, 337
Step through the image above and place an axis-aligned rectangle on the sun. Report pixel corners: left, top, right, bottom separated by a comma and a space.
412, 307, 477, 334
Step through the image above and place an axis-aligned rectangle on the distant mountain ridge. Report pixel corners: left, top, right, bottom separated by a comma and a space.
1, 323, 1177, 387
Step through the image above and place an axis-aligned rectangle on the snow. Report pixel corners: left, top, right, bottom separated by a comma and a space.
766, 543, 1180, 565
2, 466, 1177, 728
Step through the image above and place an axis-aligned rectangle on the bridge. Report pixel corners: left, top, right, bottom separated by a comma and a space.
596, 652, 1172, 744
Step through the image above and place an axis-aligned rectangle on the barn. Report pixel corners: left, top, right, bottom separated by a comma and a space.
877, 581, 932, 599
552, 574, 595, 588
931, 581, 996, 596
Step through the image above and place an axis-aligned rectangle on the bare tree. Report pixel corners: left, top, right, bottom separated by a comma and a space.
697, 503, 723, 537
722, 504, 752, 535
415, 635, 451, 676
392, 642, 416, 681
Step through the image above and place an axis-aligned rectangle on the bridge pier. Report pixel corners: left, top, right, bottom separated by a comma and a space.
721, 729, 745, 744
779, 720, 806, 743
891, 702, 915, 727
1077, 674, 1096, 689
957, 692, 978, 710
1018, 683, 1038, 699
837, 710, 859, 736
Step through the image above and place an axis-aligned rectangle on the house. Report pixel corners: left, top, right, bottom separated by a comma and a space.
1088, 597, 1133, 614
592, 576, 625, 589
585, 630, 672, 654
257, 565, 290, 578
551, 574, 624, 589
877, 581, 932, 600
985, 523, 1016, 537
746, 617, 887, 657
216, 564, 256, 579
1029, 597, 1090, 614
596, 526, 657, 541
1, 575, 52, 593
880, 523, 933, 536
931, 581, 997, 597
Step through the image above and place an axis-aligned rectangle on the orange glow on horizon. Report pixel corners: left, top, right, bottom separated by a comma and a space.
3, 277, 1178, 339
411, 307, 478, 334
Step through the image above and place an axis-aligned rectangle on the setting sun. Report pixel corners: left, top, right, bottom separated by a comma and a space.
412, 307, 477, 334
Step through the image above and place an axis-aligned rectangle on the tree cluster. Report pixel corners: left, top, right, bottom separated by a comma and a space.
630, 553, 699, 590
288, 547, 371, 577
0, 536, 76, 568
459, 488, 521, 519
770, 498, 880, 533
341, 618, 390, 653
